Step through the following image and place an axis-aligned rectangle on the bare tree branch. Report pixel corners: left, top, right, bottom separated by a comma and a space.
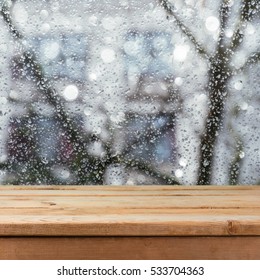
236, 51, 260, 73
218, 0, 232, 45
0, 3, 22, 39
158, 0, 232, 185
229, 139, 244, 185
229, 24, 245, 52
121, 157, 181, 185
196, 1, 259, 184
227, 118, 244, 185
158, 0, 210, 59
1, 2, 181, 184
0, 4, 86, 151
0, 3, 103, 184
228, 0, 259, 53
240, 0, 260, 22
0, 3, 109, 161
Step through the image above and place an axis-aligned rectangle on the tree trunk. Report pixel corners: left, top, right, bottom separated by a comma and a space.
197, 51, 230, 185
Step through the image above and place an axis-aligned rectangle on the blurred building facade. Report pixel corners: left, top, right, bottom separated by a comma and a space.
0, 0, 259, 184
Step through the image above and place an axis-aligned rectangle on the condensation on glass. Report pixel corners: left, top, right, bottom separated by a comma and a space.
0, 0, 259, 185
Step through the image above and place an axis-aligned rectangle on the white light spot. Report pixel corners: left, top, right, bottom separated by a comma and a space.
40, 10, 49, 20
89, 141, 103, 156
240, 102, 248, 111
234, 80, 243, 91
126, 179, 135, 185
43, 41, 60, 60
205, 16, 220, 32
93, 127, 102, 135
175, 169, 183, 178
124, 40, 143, 56
173, 45, 190, 62
160, 82, 167, 90
41, 23, 50, 34
89, 73, 97, 81
63, 85, 79, 101
0, 154, 7, 163
9, 90, 18, 100
0, 97, 8, 105
225, 29, 233, 38
101, 48, 116, 63
102, 17, 116, 30
198, 93, 207, 101
179, 158, 187, 167
174, 77, 183, 86
60, 169, 70, 180
239, 151, 245, 159
52, 166, 70, 180
246, 23, 255, 35
51, 2, 60, 11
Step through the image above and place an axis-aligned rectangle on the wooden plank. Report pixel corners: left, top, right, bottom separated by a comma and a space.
0, 185, 259, 194
0, 185, 259, 190
1, 221, 259, 236
0, 186, 259, 237
0, 186, 259, 260
1, 218, 260, 236
2, 190, 260, 196
0, 193, 259, 208
0, 207, 259, 216
1, 237, 259, 260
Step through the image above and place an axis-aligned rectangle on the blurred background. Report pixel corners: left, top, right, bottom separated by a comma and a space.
0, 0, 259, 185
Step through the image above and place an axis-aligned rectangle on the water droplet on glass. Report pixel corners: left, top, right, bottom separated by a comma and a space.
102, 17, 117, 30
40, 10, 49, 20
89, 15, 98, 26
84, 106, 93, 116
239, 151, 245, 159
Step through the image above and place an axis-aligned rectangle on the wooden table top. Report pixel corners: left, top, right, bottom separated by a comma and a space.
0, 185, 259, 237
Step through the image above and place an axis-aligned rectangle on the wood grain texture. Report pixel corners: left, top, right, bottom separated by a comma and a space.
1, 237, 260, 260
0, 186, 259, 237
0, 186, 259, 259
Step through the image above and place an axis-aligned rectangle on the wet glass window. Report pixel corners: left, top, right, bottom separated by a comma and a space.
0, 0, 259, 185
